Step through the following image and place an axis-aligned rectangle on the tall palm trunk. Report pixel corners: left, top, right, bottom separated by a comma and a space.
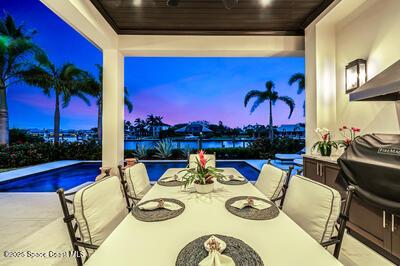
97, 101, 102, 143
0, 87, 9, 145
269, 99, 274, 141
54, 92, 60, 144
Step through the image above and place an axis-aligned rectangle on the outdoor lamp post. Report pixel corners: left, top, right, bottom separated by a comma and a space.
345, 59, 367, 93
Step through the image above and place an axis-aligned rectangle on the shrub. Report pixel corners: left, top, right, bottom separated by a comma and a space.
0, 140, 101, 168
1, 137, 304, 169
248, 137, 304, 158
9, 129, 44, 144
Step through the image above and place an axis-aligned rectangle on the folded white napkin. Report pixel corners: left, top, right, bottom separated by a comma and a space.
225, 175, 245, 182
230, 197, 270, 210
199, 235, 235, 266
138, 200, 182, 211
161, 174, 181, 182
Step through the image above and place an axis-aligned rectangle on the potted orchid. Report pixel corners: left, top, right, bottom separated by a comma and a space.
312, 128, 338, 157
180, 150, 224, 194
338, 126, 361, 149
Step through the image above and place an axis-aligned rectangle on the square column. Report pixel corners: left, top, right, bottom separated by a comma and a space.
102, 50, 124, 171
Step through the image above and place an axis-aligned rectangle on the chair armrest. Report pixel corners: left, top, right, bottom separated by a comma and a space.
321, 237, 340, 247
75, 241, 99, 250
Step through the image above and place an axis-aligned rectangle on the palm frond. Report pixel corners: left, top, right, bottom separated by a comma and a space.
250, 97, 266, 114
124, 86, 133, 113
244, 89, 263, 107
288, 73, 305, 94
278, 96, 295, 119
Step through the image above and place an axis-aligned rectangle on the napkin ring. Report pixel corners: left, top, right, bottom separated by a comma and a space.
246, 197, 254, 206
207, 238, 222, 253
157, 199, 165, 208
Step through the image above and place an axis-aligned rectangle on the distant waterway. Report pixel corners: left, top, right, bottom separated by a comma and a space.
124, 139, 255, 150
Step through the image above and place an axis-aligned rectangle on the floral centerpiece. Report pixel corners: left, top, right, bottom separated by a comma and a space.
312, 128, 338, 156
338, 126, 361, 149
180, 150, 224, 194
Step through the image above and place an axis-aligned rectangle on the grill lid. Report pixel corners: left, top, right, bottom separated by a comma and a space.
338, 134, 400, 213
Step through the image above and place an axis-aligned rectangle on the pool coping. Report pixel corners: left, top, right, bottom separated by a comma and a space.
0, 160, 87, 183
0, 159, 265, 185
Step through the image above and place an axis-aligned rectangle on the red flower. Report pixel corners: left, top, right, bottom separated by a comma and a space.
322, 133, 329, 141
352, 127, 361, 132
344, 139, 352, 145
198, 150, 207, 168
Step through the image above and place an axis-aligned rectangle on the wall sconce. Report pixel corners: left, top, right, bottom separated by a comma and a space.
345, 59, 367, 93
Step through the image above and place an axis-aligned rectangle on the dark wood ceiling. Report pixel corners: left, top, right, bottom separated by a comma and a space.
90, 0, 334, 35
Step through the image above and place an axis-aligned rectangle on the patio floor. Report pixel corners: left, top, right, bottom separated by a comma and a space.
0, 192, 394, 266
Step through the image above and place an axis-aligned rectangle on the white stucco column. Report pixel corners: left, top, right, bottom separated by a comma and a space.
102, 50, 124, 171
305, 25, 318, 152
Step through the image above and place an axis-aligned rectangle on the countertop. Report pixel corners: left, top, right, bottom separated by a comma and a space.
302, 154, 340, 164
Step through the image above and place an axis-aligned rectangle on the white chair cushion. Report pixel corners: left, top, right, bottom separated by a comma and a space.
282, 175, 341, 243
124, 163, 151, 199
189, 154, 216, 168
73, 176, 127, 254
254, 164, 287, 200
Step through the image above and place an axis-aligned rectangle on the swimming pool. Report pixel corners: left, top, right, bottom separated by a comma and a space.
0, 161, 261, 192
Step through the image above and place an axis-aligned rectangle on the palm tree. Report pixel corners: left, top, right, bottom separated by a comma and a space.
244, 81, 295, 141
21, 54, 90, 144
146, 114, 164, 137
289, 73, 305, 116
134, 118, 146, 137
0, 14, 43, 144
84, 64, 133, 142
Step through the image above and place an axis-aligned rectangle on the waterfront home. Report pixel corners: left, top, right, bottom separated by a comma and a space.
175, 122, 213, 135
277, 123, 305, 139
1, 0, 400, 266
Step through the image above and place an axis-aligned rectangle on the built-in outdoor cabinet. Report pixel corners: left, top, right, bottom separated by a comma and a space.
303, 156, 400, 264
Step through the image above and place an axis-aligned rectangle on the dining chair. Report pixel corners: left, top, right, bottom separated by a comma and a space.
188, 153, 216, 168
254, 161, 293, 202
118, 162, 151, 208
57, 176, 128, 266
282, 175, 354, 258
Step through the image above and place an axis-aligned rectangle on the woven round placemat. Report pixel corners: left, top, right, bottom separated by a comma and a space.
157, 176, 184, 187
131, 198, 185, 222
217, 176, 248, 185
176, 234, 264, 266
225, 196, 279, 221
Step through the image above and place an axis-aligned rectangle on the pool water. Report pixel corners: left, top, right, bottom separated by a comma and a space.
0, 161, 261, 192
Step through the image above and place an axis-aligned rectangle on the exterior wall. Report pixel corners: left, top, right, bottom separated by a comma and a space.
335, 0, 400, 134
305, 0, 400, 154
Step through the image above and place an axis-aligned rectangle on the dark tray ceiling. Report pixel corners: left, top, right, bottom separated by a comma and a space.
90, 0, 334, 35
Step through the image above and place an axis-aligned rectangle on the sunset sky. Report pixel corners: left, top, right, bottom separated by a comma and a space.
4, 0, 304, 130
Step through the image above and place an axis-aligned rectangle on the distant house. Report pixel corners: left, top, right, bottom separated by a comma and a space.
277, 123, 305, 139
147, 123, 170, 137
175, 122, 212, 135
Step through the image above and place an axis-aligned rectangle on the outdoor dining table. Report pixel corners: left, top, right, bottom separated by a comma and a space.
86, 168, 342, 266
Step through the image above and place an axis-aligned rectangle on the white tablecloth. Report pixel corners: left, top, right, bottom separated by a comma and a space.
86, 168, 342, 266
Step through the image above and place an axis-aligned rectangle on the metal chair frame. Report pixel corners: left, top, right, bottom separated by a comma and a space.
269, 162, 294, 208
56, 188, 99, 266
275, 170, 355, 259
118, 164, 143, 211
321, 185, 355, 258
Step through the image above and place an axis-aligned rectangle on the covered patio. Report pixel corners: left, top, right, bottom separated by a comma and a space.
2, 0, 398, 265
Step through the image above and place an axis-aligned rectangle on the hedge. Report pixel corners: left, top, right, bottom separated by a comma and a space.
1, 138, 304, 169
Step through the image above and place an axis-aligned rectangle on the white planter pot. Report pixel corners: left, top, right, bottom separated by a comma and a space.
194, 182, 214, 194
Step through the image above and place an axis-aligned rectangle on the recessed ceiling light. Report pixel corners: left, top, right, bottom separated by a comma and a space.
260, 0, 272, 7
132, 0, 142, 7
